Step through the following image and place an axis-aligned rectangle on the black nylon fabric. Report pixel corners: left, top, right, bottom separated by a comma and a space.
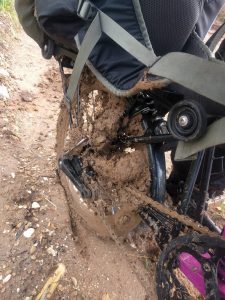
79, 0, 147, 91
139, 0, 203, 56
34, 0, 224, 92
35, 0, 85, 50
183, 32, 210, 58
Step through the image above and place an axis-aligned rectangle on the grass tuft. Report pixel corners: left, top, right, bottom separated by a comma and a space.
0, 0, 13, 12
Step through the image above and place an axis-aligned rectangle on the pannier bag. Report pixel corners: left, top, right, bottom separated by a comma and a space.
15, 0, 45, 47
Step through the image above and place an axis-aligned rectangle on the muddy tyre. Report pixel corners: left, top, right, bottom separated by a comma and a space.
55, 78, 142, 237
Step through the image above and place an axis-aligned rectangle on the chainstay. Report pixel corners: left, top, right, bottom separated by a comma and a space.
125, 186, 220, 237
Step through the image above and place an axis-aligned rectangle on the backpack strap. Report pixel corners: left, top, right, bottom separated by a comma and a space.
66, 0, 158, 112
65, 0, 225, 121
151, 52, 225, 108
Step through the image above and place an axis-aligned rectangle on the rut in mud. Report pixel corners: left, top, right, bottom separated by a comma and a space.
0, 18, 157, 300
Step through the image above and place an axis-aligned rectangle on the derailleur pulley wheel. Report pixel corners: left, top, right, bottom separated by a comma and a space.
168, 100, 207, 141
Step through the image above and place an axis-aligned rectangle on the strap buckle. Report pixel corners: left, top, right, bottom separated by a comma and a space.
77, 0, 97, 21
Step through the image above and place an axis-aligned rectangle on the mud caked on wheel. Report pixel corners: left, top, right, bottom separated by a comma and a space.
56, 70, 144, 237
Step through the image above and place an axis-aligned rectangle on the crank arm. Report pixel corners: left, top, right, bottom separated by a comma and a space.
59, 157, 92, 198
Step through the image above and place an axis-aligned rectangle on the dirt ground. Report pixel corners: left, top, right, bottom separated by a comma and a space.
0, 14, 157, 300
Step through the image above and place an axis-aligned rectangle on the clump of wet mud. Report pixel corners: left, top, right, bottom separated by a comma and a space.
83, 91, 149, 192
59, 69, 153, 246
65, 68, 149, 191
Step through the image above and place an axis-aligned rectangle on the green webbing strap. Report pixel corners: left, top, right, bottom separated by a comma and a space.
151, 52, 225, 108
175, 117, 225, 160
206, 21, 225, 52
99, 12, 156, 66
66, 13, 102, 105
66, 8, 157, 106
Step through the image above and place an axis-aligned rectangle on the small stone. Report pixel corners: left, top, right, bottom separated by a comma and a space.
30, 245, 36, 255
71, 277, 78, 288
124, 147, 135, 154
20, 91, 33, 102
0, 85, 9, 100
0, 68, 9, 80
25, 223, 32, 230
47, 246, 57, 257
31, 202, 40, 209
58, 284, 64, 292
23, 228, 35, 238
3, 274, 11, 284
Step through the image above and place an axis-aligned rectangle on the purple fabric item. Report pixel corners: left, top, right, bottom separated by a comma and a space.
196, 0, 225, 38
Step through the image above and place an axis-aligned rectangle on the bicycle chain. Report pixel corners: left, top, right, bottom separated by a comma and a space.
125, 187, 217, 236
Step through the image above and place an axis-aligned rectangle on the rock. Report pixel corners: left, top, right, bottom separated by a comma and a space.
0, 68, 9, 81
30, 245, 36, 255
3, 274, 11, 284
0, 85, 9, 100
71, 277, 78, 288
23, 228, 35, 238
20, 91, 33, 102
47, 246, 57, 257
31, 202, 40, 209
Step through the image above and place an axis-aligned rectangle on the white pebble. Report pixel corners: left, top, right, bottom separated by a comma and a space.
0, 68, 9, 80
47, 246, 57, 257
3, 274, 11, 283
124, 147, 135, 154
23, 228, 35, 238
0, 85, 9, 100
31, 202, 40, 209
